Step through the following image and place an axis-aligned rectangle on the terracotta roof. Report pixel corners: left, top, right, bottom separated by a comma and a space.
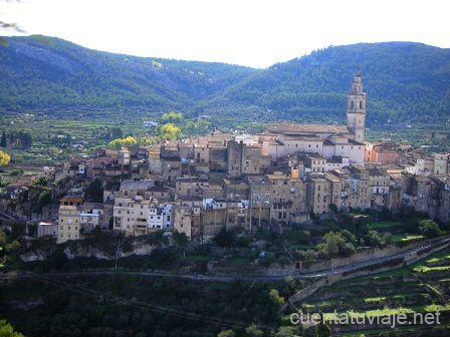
269, 122, 349, 134
60, 196, 83, 202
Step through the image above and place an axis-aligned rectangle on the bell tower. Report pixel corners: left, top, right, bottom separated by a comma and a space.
346, 74, 366, 143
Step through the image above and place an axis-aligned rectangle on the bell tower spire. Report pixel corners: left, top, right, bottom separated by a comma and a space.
346, 73, 366, 143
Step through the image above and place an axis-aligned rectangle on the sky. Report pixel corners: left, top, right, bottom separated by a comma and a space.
2, 0, 450, 68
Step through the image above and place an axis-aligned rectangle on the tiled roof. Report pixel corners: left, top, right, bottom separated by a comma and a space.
269, 122, 350, 134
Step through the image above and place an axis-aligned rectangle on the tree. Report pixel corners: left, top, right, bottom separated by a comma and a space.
85, 178, 103, 203
316, 231, 355, 258
245, 324, 263, 337
110, 127, 123, 139
0, 150, 10, 166
108, 136, 138, 150
0, 130, 6, 148
364, 230, 384, 247
37, 189, 52, 208
157, 123, 181, 140
0, 319, 24, 337
9, 131, 14, 147
274, 326, 299, 337
0, 228, 21, 270
16, 130, 32, 149
161, 111, 183, 124
269, 289, 285, 305
315, 319, 331, 337
419, 219, 442, 238
0, 229, 6, 268
217, 329, 235, 337
172, 231, 188, 247
33, 176, 48, 187
213, 228, 237, 248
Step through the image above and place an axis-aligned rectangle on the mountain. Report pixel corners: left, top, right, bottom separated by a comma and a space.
0, 35, 258, 114
1, 36, 449, 125
215, 42, 450, 124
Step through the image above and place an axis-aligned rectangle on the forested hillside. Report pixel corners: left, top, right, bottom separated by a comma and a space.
0, 35, 257, 113
1, 36, 449, 125
216, 42, 450, 124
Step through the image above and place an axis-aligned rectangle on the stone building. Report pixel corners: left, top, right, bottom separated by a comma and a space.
173, 206, 193, 239
262, 75, 367, 164
57, 196, 83, 243
368, 167, 391, 209
113, 196, 150, 236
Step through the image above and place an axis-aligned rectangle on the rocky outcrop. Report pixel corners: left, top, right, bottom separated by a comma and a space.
21, 237, 158, 262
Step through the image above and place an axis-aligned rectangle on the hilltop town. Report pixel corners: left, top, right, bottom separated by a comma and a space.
1, 75, 448, 246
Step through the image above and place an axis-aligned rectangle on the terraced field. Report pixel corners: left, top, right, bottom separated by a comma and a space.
297, 248, 450, 335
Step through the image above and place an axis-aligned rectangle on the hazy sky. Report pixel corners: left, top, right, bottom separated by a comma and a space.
2, 0, 449, 68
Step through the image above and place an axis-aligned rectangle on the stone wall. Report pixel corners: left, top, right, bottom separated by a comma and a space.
282, 237, 450, 312
294, 238, 438, 273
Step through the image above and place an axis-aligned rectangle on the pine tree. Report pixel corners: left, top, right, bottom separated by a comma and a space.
0, 130, 6, 148
9, 131, 14, 147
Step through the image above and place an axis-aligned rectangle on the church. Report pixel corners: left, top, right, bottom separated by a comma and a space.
262, 74, 367, 164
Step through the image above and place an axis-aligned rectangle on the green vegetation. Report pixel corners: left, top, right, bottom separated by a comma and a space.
84, 179, 104, 203
0, 319, 24, 337
1, 36, 450, 129
157, 122, 181, 140
302, 247, 450, 335
108, 136, 138, 149
0, 228, 21, 270
0, 35, 255, 112
161, 111, 183, 123
0, 150, 9, 166
221, 42, 450, 126
316, 231, 356, 258
0, 275, 282, 337
391, 233, 424, 243
419, 219, 442, 238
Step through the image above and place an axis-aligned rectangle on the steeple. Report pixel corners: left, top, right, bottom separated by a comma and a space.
346, 74, 366, 143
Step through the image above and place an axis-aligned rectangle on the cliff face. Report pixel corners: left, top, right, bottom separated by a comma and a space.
21, 237, 158, 262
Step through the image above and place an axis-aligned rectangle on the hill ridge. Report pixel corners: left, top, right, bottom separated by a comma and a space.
1, 35, 449, 125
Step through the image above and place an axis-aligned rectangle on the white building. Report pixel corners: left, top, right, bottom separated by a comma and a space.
148, 204, 173, 230
80, 208, 103, 231
37, 221, 58, 238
